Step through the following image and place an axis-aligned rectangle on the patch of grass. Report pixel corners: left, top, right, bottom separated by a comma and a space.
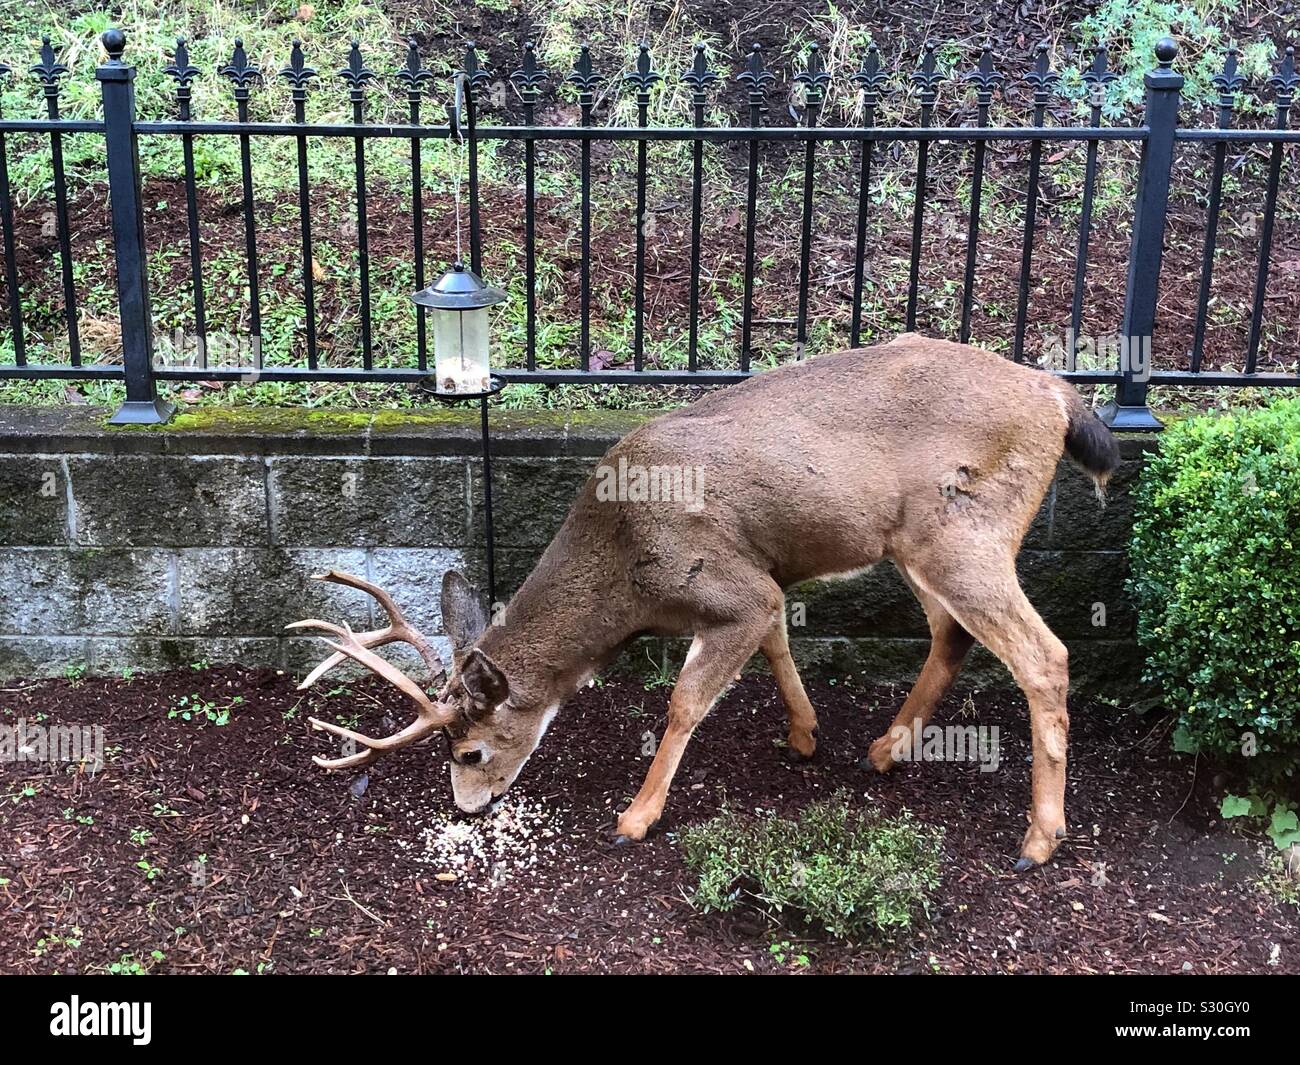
1255, 847, 1300, 909
679, 793, 943, 940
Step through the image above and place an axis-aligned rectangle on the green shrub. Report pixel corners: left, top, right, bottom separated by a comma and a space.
678, 796, 943, 940
1129, 399, 1300, 781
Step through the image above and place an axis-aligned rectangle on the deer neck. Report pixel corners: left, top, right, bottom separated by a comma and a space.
473, 528, 636, 711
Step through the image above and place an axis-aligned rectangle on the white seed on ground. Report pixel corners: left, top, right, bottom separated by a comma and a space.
379, 794, 566, 892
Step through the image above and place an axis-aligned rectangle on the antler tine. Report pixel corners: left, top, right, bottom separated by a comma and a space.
293, 570, 446, 687
294, 623, 388, 689
287, 571, 454, 772
286, 619, 442, 714
287, 617, 452, 772
310, 744, 380, 771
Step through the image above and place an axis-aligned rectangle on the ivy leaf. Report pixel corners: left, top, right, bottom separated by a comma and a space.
1220, 794, 1253, 818
1172, 726, 1200, 754
1267, 807, 1300, 850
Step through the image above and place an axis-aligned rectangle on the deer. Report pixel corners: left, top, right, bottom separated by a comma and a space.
288, 333, 1120, 870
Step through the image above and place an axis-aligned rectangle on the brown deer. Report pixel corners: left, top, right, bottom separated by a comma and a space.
289, 334, 1119, 869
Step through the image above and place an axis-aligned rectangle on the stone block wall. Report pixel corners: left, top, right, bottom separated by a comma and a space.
0, 405, 1152, 692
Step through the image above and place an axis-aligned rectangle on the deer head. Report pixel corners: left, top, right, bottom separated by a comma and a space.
288, 569, 552, 813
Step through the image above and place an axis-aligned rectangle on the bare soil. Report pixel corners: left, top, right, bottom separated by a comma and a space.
2, 666, 1295, 974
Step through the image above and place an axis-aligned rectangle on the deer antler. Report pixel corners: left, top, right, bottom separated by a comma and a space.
287, 570, 450, 771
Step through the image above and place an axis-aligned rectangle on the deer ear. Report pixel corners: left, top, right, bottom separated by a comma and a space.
441, 570, 488, 652
460, 649, 509, 708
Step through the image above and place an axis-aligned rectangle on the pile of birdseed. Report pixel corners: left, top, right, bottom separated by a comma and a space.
396, 796, 563, 890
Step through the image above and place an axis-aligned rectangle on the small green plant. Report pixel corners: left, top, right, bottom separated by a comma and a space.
768, 940, 812, 967
136, 859, 161, 881
107, 950, 163, 975
640, 649, 676, 690
33, 930, 82, 958
679, 795, 943, 940
1221, 794, 1300, 852
168, 693, 241, 726
1130, 399, 1300, 780
1255, 847, 1300, 908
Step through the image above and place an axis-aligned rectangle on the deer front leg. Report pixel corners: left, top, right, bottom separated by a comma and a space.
616, 614, 773, 842
759, 615, 817, 760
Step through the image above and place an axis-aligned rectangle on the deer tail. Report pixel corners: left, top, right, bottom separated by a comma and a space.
1062, 391, 1121, 501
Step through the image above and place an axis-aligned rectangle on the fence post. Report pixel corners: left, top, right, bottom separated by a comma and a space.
1099, 37, 1180, 431
98, 28, 172, 425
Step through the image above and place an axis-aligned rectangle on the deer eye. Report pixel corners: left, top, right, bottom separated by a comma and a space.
459, 749, 484, 766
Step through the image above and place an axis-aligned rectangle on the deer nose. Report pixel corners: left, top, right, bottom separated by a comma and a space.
453, 745, 486, 767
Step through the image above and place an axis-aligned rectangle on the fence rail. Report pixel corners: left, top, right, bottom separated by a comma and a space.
0, 28, 1298, 427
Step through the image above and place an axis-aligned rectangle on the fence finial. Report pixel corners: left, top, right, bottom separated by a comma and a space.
795, 42, 831, 108
1211, 44, 1244, 126
461, 42, 492, 92
965, 38, 1004, 108
396, 37, 432, 97
1026, 41, 1058, 111
682, 42, 718, 108
1154, 37, 1178, 69
32, 36, 70, 89
1268, 45, 1299, 110
281, 39, 318, 95
852, 43, 888, 108
1083, 45, 1116, 111
511, 41, 548, 108
911, 40, 942, 106
338, 39, 376, 98
101, 28, 127, 64
624, 41, 662, 102
567, 44, 603, 102
737, 42, 775, 113
165, 37, 200, 90
219, 38, 261, 96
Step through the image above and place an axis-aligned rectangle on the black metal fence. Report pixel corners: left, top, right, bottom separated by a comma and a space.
0, 28, 1298, 427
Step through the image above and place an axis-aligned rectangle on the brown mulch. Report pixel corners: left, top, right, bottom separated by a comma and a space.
1, 666, 1295, 974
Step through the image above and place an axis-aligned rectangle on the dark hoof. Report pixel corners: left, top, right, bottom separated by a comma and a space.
1055, 827, 1067, 840
1014, 857, 1037, 873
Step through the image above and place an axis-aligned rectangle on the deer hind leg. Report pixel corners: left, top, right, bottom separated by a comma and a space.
867, 579, 975, 773
907, 548, 1069, 869
616, 607, 777, 843
760, 611, 818, 760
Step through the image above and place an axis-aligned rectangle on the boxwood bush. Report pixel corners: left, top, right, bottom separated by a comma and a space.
679, 796, 943, 940
1129, 398, 1300, 781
